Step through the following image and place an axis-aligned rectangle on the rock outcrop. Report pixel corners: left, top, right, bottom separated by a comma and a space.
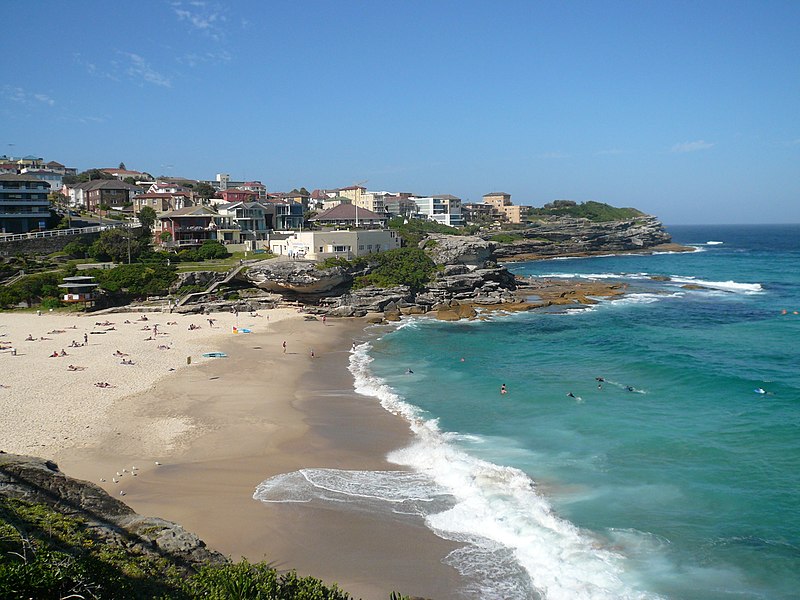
243, 259, 351, 296
0, 453, 226, 569
169, 270, 222, 294
491, 216, 674, 261
422, 234, 497, 266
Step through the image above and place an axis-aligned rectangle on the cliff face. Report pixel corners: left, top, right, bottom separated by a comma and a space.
491, 216, 674, 261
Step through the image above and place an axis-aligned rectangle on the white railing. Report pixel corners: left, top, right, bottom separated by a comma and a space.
0, 220, 141, 243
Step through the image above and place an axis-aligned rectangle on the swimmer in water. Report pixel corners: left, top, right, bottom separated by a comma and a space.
501, 384, 507, 394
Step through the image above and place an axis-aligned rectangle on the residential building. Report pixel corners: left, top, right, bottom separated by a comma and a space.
84, 180, 142, 212
238, 181, 267, 199
336, 185, 366, 206
219, 188, 258, 204
411, 194, 464, 227
383, 192, 419, 219
215, 201, 269, 243
268, 229, 401, 260
132, 192, 192, 213
462, 202, 496, 223
482, 192, 512, 212
102, 167, 147, 180
0, 173, 51, 233
21, 168, 63, 194
481, 192, 526, 223
261, 198, 304, 230
310, 203, 388, 229
158, 206, 220, 248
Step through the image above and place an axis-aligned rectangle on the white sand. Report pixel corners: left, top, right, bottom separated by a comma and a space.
0, 308, 298, 457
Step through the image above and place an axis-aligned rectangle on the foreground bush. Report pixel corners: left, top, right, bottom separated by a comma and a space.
1, 498, 391, 599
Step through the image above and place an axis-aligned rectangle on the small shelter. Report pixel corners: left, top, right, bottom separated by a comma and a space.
58, 276, 99, 309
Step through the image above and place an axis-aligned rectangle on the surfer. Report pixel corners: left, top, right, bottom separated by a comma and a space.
406, 368, 414, 374
626, 385, 636, 392
567, 392, 576, 398
595, 377, 605, 383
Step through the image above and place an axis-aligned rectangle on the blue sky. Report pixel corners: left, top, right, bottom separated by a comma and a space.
2, 1, 798, 224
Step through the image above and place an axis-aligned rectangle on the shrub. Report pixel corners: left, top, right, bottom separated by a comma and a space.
354, 247, 436, 291
529, 200, 644, 222
91, 263, 178, 299
62, 240, 89, 259
197, 240, 230, 260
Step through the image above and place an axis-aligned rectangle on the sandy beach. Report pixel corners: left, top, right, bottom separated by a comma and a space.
1, 309, 463, 599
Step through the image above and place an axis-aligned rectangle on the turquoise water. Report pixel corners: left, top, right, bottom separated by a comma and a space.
256, 225, 800, 599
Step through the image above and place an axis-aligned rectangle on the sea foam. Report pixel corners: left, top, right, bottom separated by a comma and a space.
347, 345, 659, 599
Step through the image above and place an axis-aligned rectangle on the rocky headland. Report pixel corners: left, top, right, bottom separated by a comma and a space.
197, 215, 682, 321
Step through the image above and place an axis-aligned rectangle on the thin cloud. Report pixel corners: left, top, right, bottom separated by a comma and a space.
172, 0, 227, 39
1, 85, 55, 107
536, 151, 570, 159
124, 53, 171, 87
178, 49, 232, 67
33, 93, 55, 106
671, 140, 714, 153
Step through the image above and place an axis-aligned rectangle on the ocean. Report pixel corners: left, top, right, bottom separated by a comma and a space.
255, 224, 800, 599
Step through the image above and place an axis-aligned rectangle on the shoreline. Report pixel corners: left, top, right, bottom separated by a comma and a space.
51, 314, 465, 599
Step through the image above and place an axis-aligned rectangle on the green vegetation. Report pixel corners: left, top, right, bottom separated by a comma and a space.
0, 271, 63, 309
0, 497, 382, 599
87, 263, 178, 300
388, 217, 462, 246
317, 247, 437, 292
488, 232, 525, 243
528, 200, 644, 222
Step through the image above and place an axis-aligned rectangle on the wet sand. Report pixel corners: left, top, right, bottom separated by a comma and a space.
55, 315, 464, 600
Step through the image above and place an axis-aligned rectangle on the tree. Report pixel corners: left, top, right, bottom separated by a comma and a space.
138, 206, 157, 231
123, 176, 136, 185
118, 162, 126, 170
195, 182, 216, 199
89, 228, 148, 264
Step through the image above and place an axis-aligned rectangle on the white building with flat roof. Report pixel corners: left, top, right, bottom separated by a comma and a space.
268, 229, 400, 261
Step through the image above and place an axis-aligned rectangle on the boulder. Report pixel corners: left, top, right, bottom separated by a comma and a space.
244, 259, 351, 295
422, 234, 497, 266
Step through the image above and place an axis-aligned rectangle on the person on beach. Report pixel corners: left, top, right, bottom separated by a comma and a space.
84, 333, 88, 345
310, 348, 315, 358
322, 315, 327, 325
25, 334, 34, 341
501, 384, 507, 394
352, 341, 357, 351
282, 340, 287, 354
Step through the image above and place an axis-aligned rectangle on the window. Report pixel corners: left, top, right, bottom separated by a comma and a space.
367, 244, 372, 250
359, 245, 364, 250
333, 245, 347, 252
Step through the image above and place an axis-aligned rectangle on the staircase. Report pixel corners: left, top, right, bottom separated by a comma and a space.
175, 264, 247, 308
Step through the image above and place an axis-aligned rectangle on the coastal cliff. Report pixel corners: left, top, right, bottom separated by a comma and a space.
208, 215, 681, 320
489, 215, 679, 261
